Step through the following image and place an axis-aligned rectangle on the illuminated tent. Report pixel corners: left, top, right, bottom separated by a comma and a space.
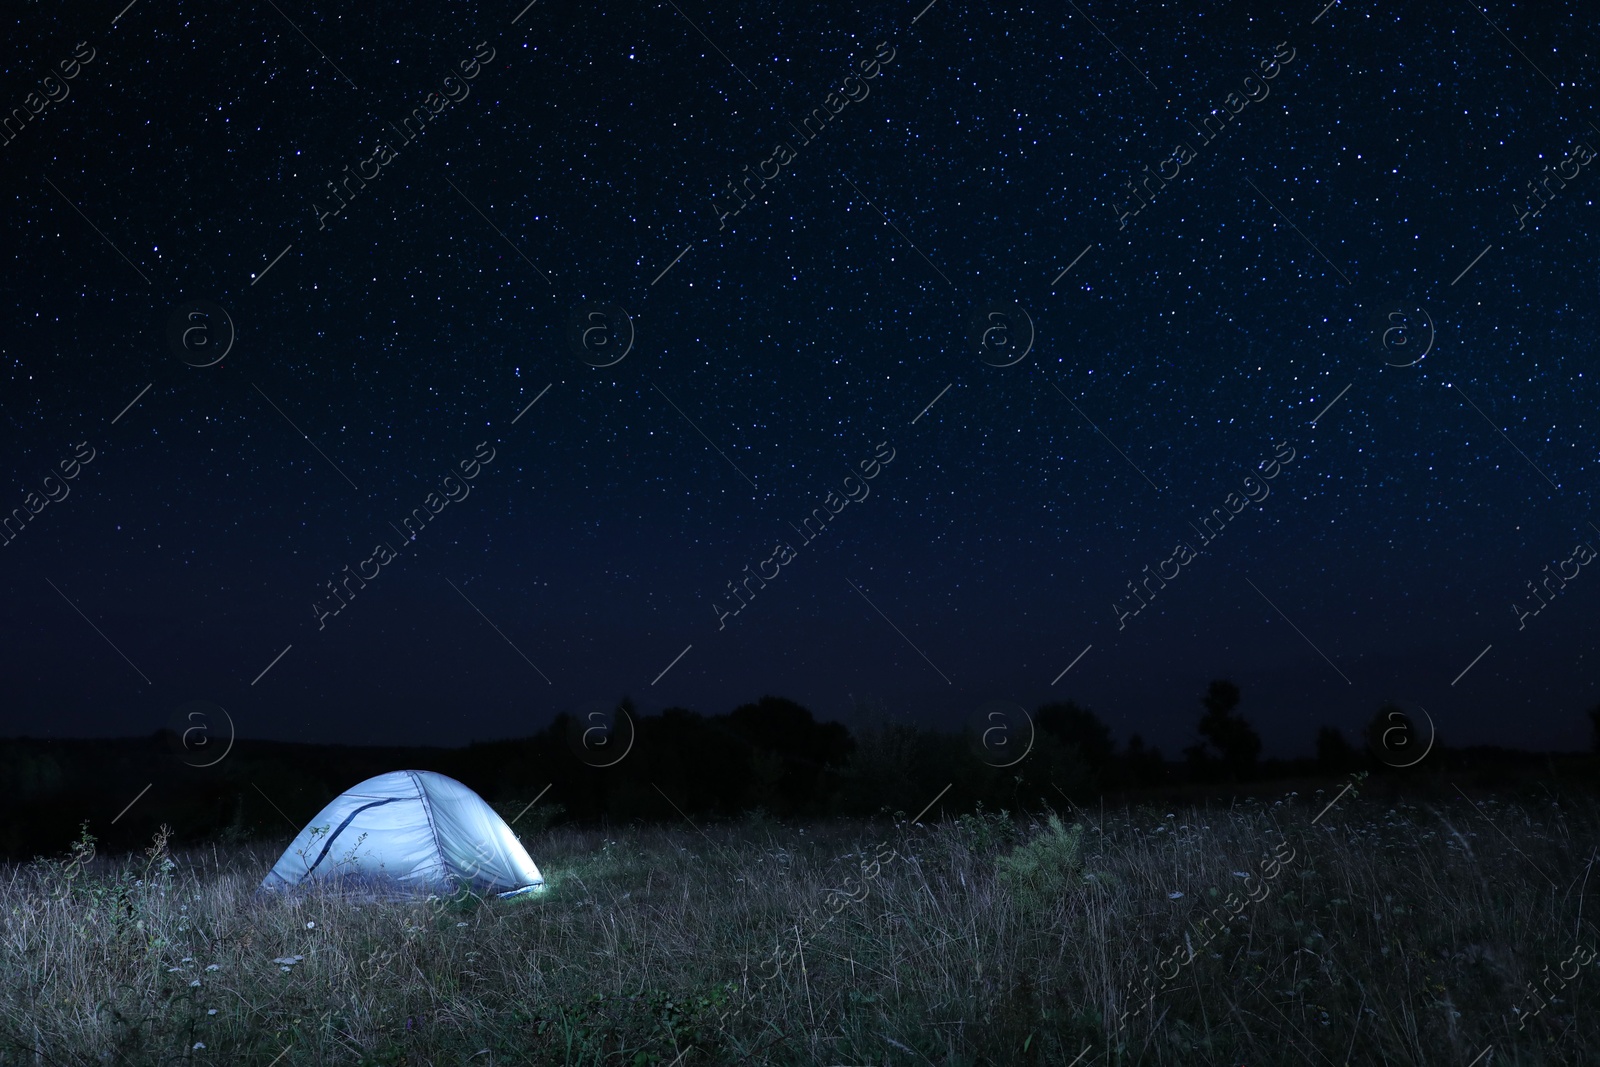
258, 770, 542, 900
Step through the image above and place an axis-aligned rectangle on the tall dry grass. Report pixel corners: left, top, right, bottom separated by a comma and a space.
1, 784, 1595, 1066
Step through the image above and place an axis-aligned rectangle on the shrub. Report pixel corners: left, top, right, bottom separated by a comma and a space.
995, 814, 1087, 908
955, 802, 1020, 854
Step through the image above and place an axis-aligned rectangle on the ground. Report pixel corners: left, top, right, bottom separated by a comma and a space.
1, 783, 1595, 1065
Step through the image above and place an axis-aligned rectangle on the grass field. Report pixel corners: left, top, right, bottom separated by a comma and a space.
2, 781, 1596, 1066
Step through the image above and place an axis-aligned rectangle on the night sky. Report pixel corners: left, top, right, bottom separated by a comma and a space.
2, 0, 1596, 756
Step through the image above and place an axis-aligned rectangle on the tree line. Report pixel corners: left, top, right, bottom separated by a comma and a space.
1, 687, 1596, 861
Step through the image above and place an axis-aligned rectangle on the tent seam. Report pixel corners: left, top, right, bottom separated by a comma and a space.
302, 796, 401, 878
410, 770, 451, 881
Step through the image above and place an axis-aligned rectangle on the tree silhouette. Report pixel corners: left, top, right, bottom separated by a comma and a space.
1315, 725, 1357, 772
1365, 703, 1417, 765
1588, 702, 1600, 753
1030, 701, 1115, 798
1193, 679, 1261, 780
1123, 733, 1165, 787
1034, 701, 1115, 771
725, 694, 854, 813
1182, 737, 1213, 775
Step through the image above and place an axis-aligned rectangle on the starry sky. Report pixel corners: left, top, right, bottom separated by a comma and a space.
1, 0, 1596, 756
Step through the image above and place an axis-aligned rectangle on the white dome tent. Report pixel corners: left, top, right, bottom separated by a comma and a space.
258, 770, 543, 900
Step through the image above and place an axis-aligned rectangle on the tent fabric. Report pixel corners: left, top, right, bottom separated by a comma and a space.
258, 770, 542, 900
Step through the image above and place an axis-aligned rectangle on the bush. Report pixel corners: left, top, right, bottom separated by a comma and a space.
995, 814, 1087, 909
954, 802, 1020, 854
